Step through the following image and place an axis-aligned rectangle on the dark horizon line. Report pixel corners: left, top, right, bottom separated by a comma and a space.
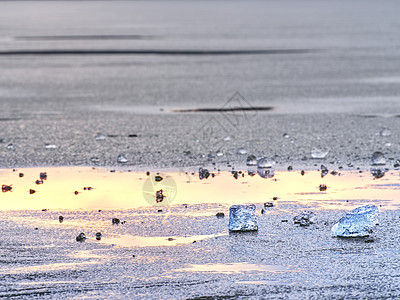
14, 35, 154, 41
0, 48, 319, 56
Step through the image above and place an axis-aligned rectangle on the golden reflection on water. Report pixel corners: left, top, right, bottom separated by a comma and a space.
102, 234, 223, 247
0, 167, 399, 210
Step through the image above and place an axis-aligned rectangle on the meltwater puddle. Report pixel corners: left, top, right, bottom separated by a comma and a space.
101, 234, 223, 247
0, 167, 400, 210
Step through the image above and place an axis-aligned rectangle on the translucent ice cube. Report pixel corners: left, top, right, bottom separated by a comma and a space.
311, 148, 329, 159
236, 147, 248, 155
95, 133, 107, 141
371, 151, 385, 165
117, 154, 128, 163
246, 155, 257, 166
257, 157, 274, 168
331, 204, 379, 237
228, 204, 258, 232
380, 128, 391, 137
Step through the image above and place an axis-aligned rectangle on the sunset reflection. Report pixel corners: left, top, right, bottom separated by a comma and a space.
0, 167, 399, 211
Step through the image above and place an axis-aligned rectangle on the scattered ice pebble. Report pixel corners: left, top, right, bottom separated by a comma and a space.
283, 133, 290, 139
246, 155, 257, 166
2, 184, 12, 192
228, 204, 258, 232
257, 157, 274, 168
45, 144, 57, 149
371, 168, 385, 179
216, 150, 224, 157
90, 156, 100, 163
380, 128, 391, 137
95, 133, 107, 141
5, 143, 15, 151
371, 151, 385, 165
257, 168, 275, 179
215, 212, 225, 218
223, 136, 231, 141
76, 232, 86, 242
331, 205, 379, 237
319, 184, 327, 191
112, 218, 121, 225
117, 154, 128, 163
293, 211, 316, 226
236, 147, 247, 155
311, 148, 329, 159
155, 189, 165, 203
199, 167, 210, 180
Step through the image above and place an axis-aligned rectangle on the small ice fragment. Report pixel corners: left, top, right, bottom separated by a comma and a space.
216, 150, 224, 157
45, 144, 57, 149
155, 189, 165, 203
236, 147, 247, 155
311, 148, 329, 159
371, 151, 385, 165
331, 205, 379, 237
223, 136, 231, 141
371, 168, 385, 179
257, 157, 274, 168
76, 232, 86, 242
90, 156, 100, 163
95, 133, 106, 141
117, 154, 128, 163
257, 168, 275, 179
283, 133, 290, 139
228, 204, 258, 232
246, 155, 257, 166
293, 211, 316, 226
380, 128, 391, 137
5, 143, 15, 151
199, 167, 210, 180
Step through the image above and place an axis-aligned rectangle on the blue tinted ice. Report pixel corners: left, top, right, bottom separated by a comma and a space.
228, 204, 258, 232
331, 205, 379, 237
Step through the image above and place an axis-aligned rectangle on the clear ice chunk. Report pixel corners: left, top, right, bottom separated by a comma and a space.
236, 147, 248, 155
246, 155, 257, 166
311, 148, 329, 159
90, 156, 100, 163
331, 204, 379, 237
257, 168, 275, 179
293, 211, 316, 226
45, 144, 57, 149
371, 168, 385, 179
228, 204, 258, 232
371, 151, 385, 165
380, 128, 391, 137
216, 150, 224, 157
117, 154, 128, 163
95, 133, 107, 141
5, 143, 15, 151
257, 157, 274, 168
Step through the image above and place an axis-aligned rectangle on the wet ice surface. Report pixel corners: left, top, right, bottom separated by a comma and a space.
1, 168, 400, 298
